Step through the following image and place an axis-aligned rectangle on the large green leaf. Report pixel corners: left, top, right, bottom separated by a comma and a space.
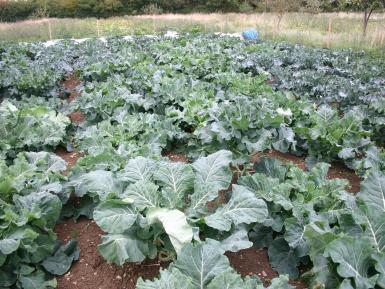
98, 232, 150, 265
373, 253, 385, 288
253, 157, 287, 181
205, 185, 268, 231
136, 268, 194, 289
14, 191, 62, 229
25, 152, 66, 174
192, 150, 232, 192
353, 206, 385, 253
358, 170, 385, 212
94, 199, 137, 234
172, 239, 229, 288
42, 240, 80, 275
0, 238, 20, 255
67, 170, 122, 200
19, 269, 57, 289
117, 156, 155, 183
268, 237, 300, 279
220, 225, 253, 252
121, 180, 160, 210
147, 208, 193, 254
207, 268, 257, 289
188, 182, 220, 212
327, 237, 378, 289
284, 217, 308, 257
154, 162, 194, 209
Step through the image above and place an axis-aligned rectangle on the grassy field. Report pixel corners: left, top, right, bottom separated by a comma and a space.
1, 13, 384, 53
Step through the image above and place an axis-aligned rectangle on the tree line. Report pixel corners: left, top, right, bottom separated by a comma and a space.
0, 0, 384, 24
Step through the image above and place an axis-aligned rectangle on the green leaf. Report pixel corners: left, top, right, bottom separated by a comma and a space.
14, 191, 62, 229
358, 170, 385, 212
0, 268, 16, 287
154, 162, 194, 209
42, 240, 80, 275
172, 239, 229, 288
207, 268, 256, 289
284, 217, 308, 257
188, 182, 220, 212
25, 152, 66, 173
94, 199, 137, 234
0, 238, 20, 255
327, 237, 378, 289
266, 275, 295, 289
117, 156, 155, 183
373, 253, 385, 288
98, 232, 150, 265
19, 269, 57, 289
121, 180, 160, 210
192, 150, 232, 192
68, 170, 122, 200
253, 157, 287, 181
220, 225, 253, 253
268, 237, 300, 279
147, 208, 193, 254
136, 268, 194, 289
205, 185, 267, 231
353, 206, 385, 253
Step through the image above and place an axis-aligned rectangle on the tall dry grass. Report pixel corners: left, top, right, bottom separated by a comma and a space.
0, 13, 384, 53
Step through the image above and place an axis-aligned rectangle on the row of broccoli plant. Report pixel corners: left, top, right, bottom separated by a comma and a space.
62, 148, 385, 289
1, 35, 384, 174
0, 152, 79, 288
68, 67, 383, 175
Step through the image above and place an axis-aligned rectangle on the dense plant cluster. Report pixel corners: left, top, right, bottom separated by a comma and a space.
0, 34, 384, 288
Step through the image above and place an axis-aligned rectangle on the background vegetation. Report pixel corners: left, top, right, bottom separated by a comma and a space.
0, 12, 384, 55
1, 0, 384, 22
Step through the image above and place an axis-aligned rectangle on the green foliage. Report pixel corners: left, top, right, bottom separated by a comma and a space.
0, 101, 70, 160
0, 152, 78, 288
1, 34, 385, 289
88, 151, 267, 264
136, 240, 294, 289
1, 0, 384, 21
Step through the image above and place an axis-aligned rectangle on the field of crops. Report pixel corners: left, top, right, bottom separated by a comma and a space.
0, 34, 385, 289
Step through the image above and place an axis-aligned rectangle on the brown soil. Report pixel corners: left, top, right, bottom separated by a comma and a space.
227, 248, 307, 289
55, 218, 167, 289
62, 74, 85, 124
163, 151, 189, 163
253, 149, 360, 193
63, 75, 82, 102
55, 147, 82, 175
327, 161, 361, 193
55, 217, 308, 289
69, 111, 85, 124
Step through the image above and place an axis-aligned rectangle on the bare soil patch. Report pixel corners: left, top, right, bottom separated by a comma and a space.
55, 147, 81, 175
55, 217, 308, 289
62, 75, 85, 124
55, 218, 168, 289
227, 248, 308, 289
163, 151, 189, 163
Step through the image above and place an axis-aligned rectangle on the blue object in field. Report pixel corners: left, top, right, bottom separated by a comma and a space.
242, 29, 259, 40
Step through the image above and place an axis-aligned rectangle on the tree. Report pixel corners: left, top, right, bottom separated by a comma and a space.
265, 0, 300, 28
344, 0, 385, 36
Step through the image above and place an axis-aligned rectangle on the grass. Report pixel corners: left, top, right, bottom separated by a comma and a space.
0, 13, 384, 54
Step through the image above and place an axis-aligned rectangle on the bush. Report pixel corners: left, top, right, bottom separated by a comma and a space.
0, 0, 37, 22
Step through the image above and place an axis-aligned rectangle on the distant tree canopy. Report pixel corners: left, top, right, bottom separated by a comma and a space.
0, 0, 383, 22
